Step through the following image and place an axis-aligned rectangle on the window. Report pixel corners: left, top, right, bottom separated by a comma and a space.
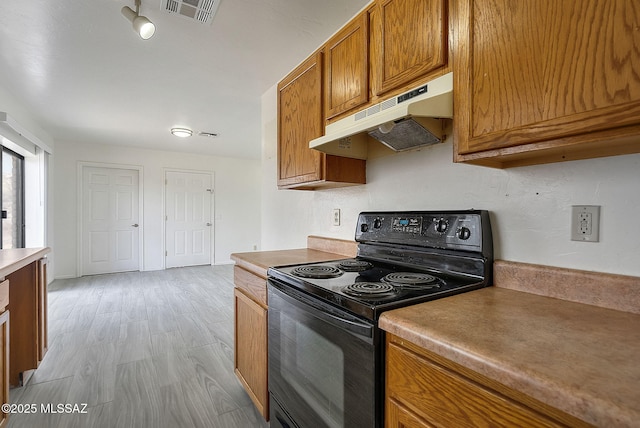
1, 146, 25, 249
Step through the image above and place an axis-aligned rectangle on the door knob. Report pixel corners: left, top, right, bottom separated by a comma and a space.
206, 222, 212, 226
132, 224, 139, 227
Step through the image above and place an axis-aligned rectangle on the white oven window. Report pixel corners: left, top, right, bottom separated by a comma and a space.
280, 312, 344, 427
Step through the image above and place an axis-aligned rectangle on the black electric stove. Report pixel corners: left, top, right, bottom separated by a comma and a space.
267, 210, 493, 428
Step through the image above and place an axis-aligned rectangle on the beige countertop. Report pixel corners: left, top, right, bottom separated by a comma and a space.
0, 247, 50, 279
379, 262, 640, 428
231, 236, 356, 278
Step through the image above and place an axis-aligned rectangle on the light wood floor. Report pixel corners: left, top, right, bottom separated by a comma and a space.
8, 265, 269, 428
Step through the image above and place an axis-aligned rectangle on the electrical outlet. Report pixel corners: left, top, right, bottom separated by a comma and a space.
571, 205, 600, 242
333, 209, 341, 226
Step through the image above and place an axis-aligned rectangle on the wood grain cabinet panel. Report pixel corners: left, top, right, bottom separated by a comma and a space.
234, 268, 269, 421
454, 0, 640, 167
5, 259, 48, 387
37, 258, 48, 362
385, 334, 592, 428
277, 51, 366, 189
0, 311, 8, 428
324, 12, 369, 119
373, 0, 448, 96
278, 52, 324, 188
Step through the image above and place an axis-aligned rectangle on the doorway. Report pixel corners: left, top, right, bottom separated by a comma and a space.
80, 165, 141, 275
165, 170, 213, 268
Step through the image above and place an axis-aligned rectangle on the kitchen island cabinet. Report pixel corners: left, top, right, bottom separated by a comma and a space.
230, 236, 356, 421
0, 247, 50, 427
380, 261, 640, 427
453, 0, 640, 168
2, 248, 50, 387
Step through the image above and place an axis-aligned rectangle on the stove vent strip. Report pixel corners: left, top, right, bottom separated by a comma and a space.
162, 0, 220, 25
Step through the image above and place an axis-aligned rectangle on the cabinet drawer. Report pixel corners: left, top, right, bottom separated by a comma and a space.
0, 280, 8, 312
234, 266, 267, 306
386, 341, 565, 428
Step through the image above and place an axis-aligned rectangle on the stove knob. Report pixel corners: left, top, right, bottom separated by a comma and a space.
456, 226, 471, 240
435, 218, 448, 233
361, 223, 369, 232
373, 218, 382, 229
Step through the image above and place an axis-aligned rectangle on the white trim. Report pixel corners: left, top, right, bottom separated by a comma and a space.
77, 161, 144, 277
0, 112, 53, 154
163, 168, 215, 268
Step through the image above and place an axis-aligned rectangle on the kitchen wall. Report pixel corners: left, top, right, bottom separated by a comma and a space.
260, 85, 640, 277
53, 140, 261, 278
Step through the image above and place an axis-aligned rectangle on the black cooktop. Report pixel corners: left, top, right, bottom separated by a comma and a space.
268, 258, 485, 321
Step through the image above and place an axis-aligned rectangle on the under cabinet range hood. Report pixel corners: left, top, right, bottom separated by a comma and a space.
310, 72, 453, 159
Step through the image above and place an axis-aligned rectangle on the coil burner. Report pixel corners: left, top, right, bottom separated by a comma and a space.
337, 260, 374, 272
290, 265, 343, 279
343, 282, 397, 299
382, 272, 441, 290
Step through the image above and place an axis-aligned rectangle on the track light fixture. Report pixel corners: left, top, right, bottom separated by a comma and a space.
121, 0, 155, 40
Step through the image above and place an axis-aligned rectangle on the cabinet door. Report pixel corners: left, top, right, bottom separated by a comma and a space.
0, 311, 8, 428
234, 288, 268, 420
454, 0, 640, 167
374, 0, 448, 95
277, 52, 324, 187
7, 261, 38, 386
324, 12, 369, 120
386, 397, 435, 428
386, 335, 590, 428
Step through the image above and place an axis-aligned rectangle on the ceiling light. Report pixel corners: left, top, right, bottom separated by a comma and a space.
122, 0, 155, 40
171, 128, 193, 138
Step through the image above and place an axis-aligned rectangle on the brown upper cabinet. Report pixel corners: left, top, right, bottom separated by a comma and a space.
276, 0, 452, 189
277, 52, 366, 190
372, 0, 448, 97
324, 12, 369, 120
453, 0, 640, 168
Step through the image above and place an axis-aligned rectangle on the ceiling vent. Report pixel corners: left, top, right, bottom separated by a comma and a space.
162, 0, 220, 25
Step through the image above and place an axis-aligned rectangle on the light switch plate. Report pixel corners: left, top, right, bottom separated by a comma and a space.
571, 205, 600, 242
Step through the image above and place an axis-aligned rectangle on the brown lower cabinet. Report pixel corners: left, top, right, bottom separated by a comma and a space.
233, 266, 269, 420
385, 334, 593, 428
7, 258, 48, 387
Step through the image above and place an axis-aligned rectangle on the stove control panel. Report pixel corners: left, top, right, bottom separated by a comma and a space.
392, 216, 422, 234
356, 211, 489, 252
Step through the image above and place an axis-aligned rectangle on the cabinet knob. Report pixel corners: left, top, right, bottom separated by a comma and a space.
132, 224, 139, 227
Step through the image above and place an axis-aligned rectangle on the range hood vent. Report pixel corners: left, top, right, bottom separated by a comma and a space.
310, 72, 453, 159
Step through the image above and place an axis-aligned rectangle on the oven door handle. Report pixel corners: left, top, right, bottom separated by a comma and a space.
269, 279, 374, 342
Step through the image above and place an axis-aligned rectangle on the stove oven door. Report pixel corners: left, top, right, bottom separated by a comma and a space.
268, 278, 379, 428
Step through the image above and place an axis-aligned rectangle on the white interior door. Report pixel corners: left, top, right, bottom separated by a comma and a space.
81, 166, 140, 275
165, 171, 212, 268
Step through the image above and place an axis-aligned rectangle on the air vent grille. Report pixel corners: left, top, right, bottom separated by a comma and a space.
162, 0, 220, 25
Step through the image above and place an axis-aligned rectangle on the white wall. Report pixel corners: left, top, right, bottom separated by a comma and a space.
53, 140, 261, 279
261, 84, 640, 277
1, 85, 55, 277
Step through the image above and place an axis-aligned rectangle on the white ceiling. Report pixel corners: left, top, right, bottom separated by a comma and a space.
0, 0, 369, 159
